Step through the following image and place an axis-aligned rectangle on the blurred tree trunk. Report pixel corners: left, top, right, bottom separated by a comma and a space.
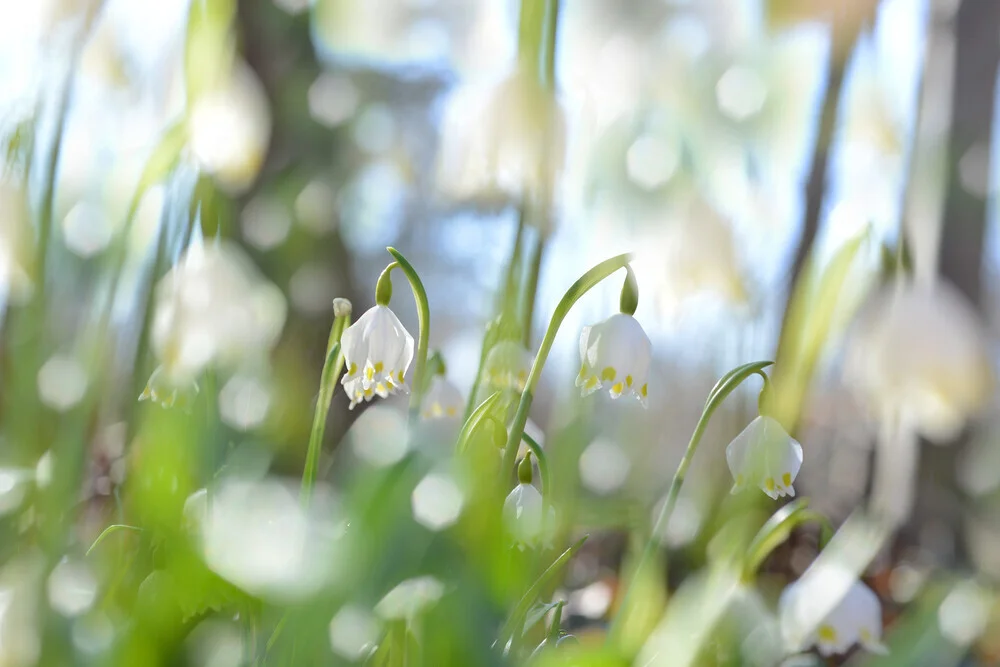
910, 0, 1000, 562
783, 17, 866, 307
938, 1, 1000, 302
235, 0, 364, 463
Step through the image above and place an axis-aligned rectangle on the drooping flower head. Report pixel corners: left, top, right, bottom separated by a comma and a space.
483, 340, 533, 394
726, 415, 802, 499
420, 376, 463, 422
577, 313, 652, 405
436, 66, 566, 221
844, 279, 995, 442
149, 236, 287, 388
503, 454, 555, 547
341, 305, 414, 409
780, 577, 888, 657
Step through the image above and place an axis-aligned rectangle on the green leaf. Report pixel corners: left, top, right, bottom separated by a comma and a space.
86, 524, 142, 556
742, 499, 834, 578
500, 535, 588, 644
765, 227, 871, 433
524, 600, 562, 636
457, 391, 504, 453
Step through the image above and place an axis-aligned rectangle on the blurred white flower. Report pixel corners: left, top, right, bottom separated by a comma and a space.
189, 61, 271, 194
420, 376, 463, 422
0, 181, 34, 304
843, 280, 995, 442
503, 481, 554, 547
340, 305, 414, 409
198, 478, 344, 601
640, 195, 748, 316
576, 313, 651, 405
329, 605, 380, 661
411, 470, 464, 531
47, 558, 97, 618
313, 0, 510, 75
375, 575, 445, 621
37, 354, 88, 411
482, 341, 533, 394
0, 468, 33, 517
436, 67, 565, 219
779, 578, 887, 657
148, 237, 286, 388
726, 416, 802, 500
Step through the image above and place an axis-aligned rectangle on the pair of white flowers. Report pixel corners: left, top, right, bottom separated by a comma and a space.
340, 306, 655, 409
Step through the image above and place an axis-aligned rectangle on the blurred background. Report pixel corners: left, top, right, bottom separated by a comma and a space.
2, 0, 1000, 664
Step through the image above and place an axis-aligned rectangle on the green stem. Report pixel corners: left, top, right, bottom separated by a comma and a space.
520, 431, 549, 493
521, 232, 545, 347
607, 360, 773, 644
386, 248, 431, 419
542, 0, 561, 90
517, 0, 546, 75
500, 254, 633, 479
300, 309, 351, 503
502, 210, 526, 315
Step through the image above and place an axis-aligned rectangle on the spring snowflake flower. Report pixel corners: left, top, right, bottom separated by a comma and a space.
844, 280, 995, 443
576, 313, 652, 405
148, 236, 286, 390
726, 416, 803, 499
436, 67, 566, 217
189, 61, 271, 194
341, 305, 414, 409
780, 578, 888, 657
420, 376, 463, 421
483, 341, 533, 393
503, 481, 551, 547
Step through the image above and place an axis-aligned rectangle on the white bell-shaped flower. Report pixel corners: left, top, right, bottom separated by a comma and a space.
420, 376, 463, 422
189, 61, 271, 194
780, 578, 888, 657
576, 313, 652, 405
340, 305, 414, 409
726, 416, 803, 499
150, 236, 287, 388
503, 482, 550, 546
483, 341, 533, 394
844, 280, 995, 443
436, 67, 566, 218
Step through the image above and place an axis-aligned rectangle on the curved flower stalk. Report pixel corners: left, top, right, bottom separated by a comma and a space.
726, 416, 803, 499
780, 577, 888, 657
607, 361, 773, 644
843, 278, 994, 442
341, 249, 430, 416
500, 254, 634, 477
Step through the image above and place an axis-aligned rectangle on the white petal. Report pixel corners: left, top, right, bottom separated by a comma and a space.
341, 306, 378, 369
579, 324, 595, 366
503, 483, 544, 544
365, 307, 407, 374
